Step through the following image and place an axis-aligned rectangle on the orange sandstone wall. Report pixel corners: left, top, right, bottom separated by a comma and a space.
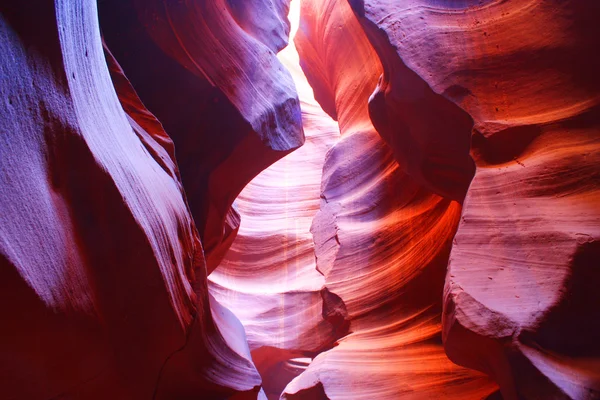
283, 0, 498, 398
2, 0, 598, 399
348, 0, 600, 398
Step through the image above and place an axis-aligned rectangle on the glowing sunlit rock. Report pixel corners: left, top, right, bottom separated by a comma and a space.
283, 0, 497, 398
350, 0, 600, 398
209, 5, 346, 397
2, 0, 597, 398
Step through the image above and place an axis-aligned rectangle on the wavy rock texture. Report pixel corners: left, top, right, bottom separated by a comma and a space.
347, 1, 477, 203
349, 0, 600, 398
282, 0, 497, 398
0, 1, 261, 398
208, 6, 345, 398
99, 0, 304, 272
3, 0, 598, 399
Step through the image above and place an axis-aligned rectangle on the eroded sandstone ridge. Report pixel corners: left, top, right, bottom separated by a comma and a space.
1, 0, 300, 398
99, 0, 304, 273
282, 0, 497, 398
345, 1, 600, 398
1, 0, 599, 399
208, 18, 347, 399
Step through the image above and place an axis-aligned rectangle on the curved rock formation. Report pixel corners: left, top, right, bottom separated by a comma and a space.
347, 0, 477, 202
99, 0, 304, 272
283, 0, 497, 398
349, 0, 600, 398
208, 8, 346, 398
0, 1, 262, 398
2, 0, 598, 399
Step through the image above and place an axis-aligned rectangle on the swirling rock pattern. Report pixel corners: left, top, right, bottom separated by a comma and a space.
99, 0, 304, 273
107, 45, 265, 400
349, 0, 600, 398
2, 0, 598, 398
347, 0, 477, 203
283, 0, 497, 398
208, 8, 345, 398
0, 0, 265, 398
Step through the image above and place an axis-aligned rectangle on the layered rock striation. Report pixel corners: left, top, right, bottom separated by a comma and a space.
347, 1, 600, 398
1, 0, 598, 399
0, 0, 264, 398
282, 0, 497, 398
1, 0, 302, 398
99, 0, 304, 273
207, 7, 346, 398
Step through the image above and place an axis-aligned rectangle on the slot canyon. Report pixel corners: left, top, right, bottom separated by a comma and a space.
1, 0, 599, 399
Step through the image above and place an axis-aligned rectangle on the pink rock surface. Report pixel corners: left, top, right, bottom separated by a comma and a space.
0, 1, 260, 398
349, 0, 600, 398
347, 0, 477, 202
99, 0, 304, 273
2, 0, 598, 398
208, 11, 346, 398
282, 0, 497, 398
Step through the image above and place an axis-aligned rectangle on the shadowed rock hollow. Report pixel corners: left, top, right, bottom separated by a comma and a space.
1, 0, 598, 399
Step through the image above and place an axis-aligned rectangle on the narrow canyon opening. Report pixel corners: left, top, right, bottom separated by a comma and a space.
2, 0, 599, 399
207, 3, 344, 397
210, 1, 490, 398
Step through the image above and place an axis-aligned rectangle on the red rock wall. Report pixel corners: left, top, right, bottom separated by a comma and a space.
0, 0, 300, 398
207, 13, 346, 398
98, 0, 304, 273
282, 0, 497, 398
2, 0, 598, 399
347, 0, 600, 398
